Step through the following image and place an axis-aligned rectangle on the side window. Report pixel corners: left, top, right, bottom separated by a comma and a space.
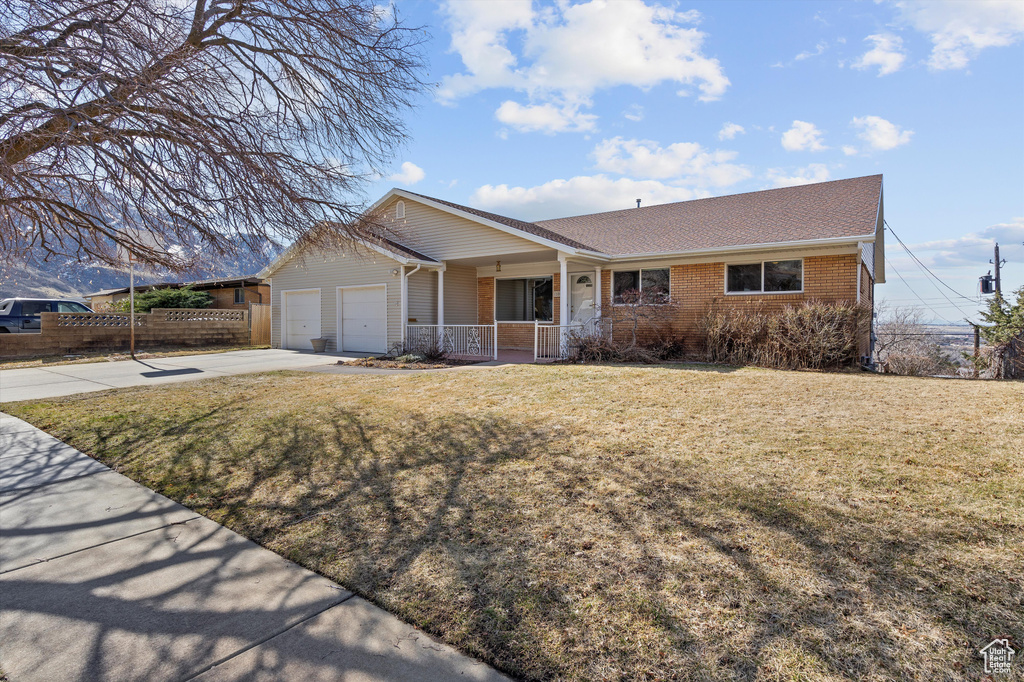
234, 288, 245, 304
58, 302, 89, 313
21, 301, 52, 315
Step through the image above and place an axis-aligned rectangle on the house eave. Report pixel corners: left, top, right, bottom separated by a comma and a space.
599, 233, 878, 264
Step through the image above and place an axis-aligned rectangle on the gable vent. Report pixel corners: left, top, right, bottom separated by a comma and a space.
395, 200, 405, 220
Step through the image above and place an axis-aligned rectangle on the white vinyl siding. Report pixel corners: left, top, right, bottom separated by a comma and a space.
407, 267, 437, 325
269, 248, 401, 351
443, 264, 477, 325
860, 242, 874, 279
383, 198, 547, 261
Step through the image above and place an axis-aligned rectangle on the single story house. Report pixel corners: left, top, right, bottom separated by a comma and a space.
87, 276, 269, 310
260, 174, 885, 360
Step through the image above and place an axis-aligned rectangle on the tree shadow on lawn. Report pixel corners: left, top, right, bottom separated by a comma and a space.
76, 406, 1022, 682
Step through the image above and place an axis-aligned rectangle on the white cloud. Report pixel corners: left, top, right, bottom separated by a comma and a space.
387, 161, 425, 185
852, 33, 907, 76
439, 0, 729, 133
842, 145, 858, 156
623, 104, 645, 122
718, 122, 745, 140
470, 176, 706, 220
852, 115, 913, 151
910, 218, 1024, 267
781, 120, 827, 152
495, 101, 597, 134
765, 164, 831, 188
795, 41, 829, 61
468, 133, 755, 220
591, 137, 751, 186
893, 0, 1024, 70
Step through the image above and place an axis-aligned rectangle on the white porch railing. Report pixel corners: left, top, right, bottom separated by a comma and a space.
534, 319, 610, 361
406, 324, 497, 359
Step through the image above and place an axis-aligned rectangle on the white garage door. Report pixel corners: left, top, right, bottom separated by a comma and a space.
284, 290, 320, 350
340, 286, 386, 352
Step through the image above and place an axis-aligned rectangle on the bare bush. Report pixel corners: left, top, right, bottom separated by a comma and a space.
1, 0, 425, 269
699, 301, 870, 370
567, 292, 685, 364
874, 303, 959, 376
389, 335, 448, 362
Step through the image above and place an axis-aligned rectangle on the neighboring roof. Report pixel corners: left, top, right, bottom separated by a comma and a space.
534, 175, 883, 256
85, 275, 264, 298
400, 190, 598, 251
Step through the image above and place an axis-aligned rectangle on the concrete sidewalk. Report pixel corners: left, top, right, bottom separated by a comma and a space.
0, 349, 358, 402
0, 413, 511, 682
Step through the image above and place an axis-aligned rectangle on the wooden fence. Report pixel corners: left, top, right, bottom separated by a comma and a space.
249, 303, 271, 345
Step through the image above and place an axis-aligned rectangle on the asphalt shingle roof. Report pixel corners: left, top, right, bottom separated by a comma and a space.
533, 175, 883, 256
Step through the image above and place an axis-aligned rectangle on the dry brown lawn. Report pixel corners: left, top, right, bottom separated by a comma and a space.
0, 344, 270, 369
5, 364, 1023, 681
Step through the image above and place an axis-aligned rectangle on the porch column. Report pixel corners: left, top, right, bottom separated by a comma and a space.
400, 265, 408, 345
558, 254, 569, 326
594, 266, 602, 320
437, 263, 445, 326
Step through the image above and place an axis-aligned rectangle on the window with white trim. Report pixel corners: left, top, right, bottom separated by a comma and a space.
726, 260, 802, 293
234, 287, 246, 304
395, 200, 405, 219
613, 268, 670, 304
495, 277, 553, 322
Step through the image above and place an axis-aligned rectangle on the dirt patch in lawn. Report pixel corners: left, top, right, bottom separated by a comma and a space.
6, 366, 1023, 681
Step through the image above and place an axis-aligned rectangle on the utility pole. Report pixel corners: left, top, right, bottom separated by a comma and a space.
973, 324, 980, 379
990, 243, 1006, 295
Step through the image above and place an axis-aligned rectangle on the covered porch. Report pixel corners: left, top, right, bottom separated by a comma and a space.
400, 249, 610, 361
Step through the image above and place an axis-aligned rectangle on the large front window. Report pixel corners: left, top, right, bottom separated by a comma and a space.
613, 268, 670, 304
726, 260, 803, 293
495, 277, 553, 322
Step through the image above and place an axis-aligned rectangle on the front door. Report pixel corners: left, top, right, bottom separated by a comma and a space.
569, 274, 596, 324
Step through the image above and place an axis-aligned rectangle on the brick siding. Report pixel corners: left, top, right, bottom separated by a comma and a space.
475, 254, 869, 354
602, 254, 868, 352
477, 277, 494, 324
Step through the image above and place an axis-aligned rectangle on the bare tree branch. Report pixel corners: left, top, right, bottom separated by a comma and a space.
0, 0, 427, 269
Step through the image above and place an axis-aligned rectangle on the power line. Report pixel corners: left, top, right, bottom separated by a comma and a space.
886, 261, 955, 324
884, 221, 980, 307
884, 223, 977, 321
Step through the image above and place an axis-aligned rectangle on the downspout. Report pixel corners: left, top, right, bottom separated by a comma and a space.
401, 264, 422, 347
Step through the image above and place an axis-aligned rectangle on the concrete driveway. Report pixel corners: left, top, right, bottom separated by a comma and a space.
0, 349, 351, 402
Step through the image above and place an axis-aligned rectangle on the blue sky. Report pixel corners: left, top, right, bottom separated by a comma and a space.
365, 0, 1024, 323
